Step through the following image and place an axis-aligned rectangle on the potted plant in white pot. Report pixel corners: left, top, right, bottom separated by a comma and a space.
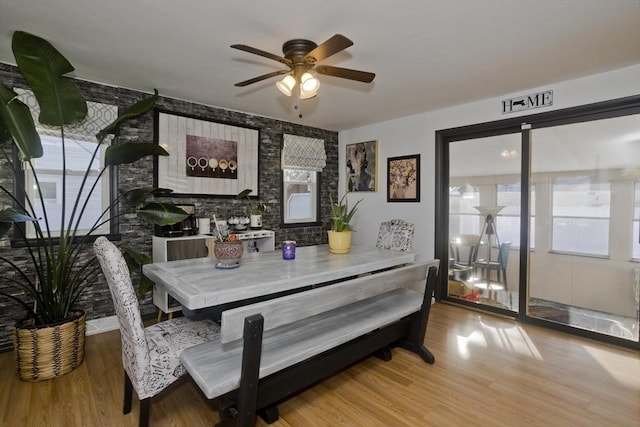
0, 31, 188, 381
237, 188, 267, 229
328, 192, 363, 253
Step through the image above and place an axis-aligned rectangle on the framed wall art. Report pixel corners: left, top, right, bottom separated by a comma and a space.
387, 154, 420, 202
154, 109, 259, 197
346, 140, 378, 192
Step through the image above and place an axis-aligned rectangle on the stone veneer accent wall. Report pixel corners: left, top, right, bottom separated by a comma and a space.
0, 62, 338, 351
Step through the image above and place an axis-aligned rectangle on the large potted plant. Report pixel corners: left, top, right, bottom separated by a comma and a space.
327, 192, 363, 253
0, 31, 187, 381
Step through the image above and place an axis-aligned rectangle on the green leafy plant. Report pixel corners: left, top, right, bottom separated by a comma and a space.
0, 31, 186, 324
237, 188, 267, 215
330, 192, 363, 232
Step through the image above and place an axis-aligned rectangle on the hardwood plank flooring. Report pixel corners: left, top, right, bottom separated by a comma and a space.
1, 303, 638, 427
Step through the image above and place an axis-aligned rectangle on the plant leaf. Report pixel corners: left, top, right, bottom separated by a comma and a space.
0, 85, 43, 160
0, 124, 10, 145
0, 207, 37, 238
12, 31, 87, 126
120, 245, 152, 266
0, 222, 11, 237
119, 244, 154, 297
136, 202, 189, 226
0, 207, 37, 223
96, 90, 159, 141
237, 188, 253, 199
120, 187, 174, 205
105, 142, 168, 166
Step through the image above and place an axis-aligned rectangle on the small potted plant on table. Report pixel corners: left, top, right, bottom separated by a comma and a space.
328, 192, 363, 254
212, 221, 244, 268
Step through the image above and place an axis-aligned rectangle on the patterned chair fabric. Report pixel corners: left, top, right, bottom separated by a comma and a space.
376, 219, 415, 252
93, 237, 219, 404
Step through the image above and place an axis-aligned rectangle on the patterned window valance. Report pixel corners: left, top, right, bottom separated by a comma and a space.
15, 88, 117, 143
281, 134, 326, 172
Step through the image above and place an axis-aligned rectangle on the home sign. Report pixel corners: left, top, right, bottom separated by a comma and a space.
502, 90, 553, 114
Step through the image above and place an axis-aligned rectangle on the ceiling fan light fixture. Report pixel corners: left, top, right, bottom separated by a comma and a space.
232, 35, 375, 116
276, 75, 296, 96
300, 72, 319, 91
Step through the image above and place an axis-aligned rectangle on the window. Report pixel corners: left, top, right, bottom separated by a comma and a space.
633, 182, 640, 260
280, 134, 325, 225
496, 183, 535, 249
283, 169, 318, 224
552, 177, 610, 256
17, 89, 117, 238
38, 180, 59, 203
449, 184, 481, 236
26, 135, 108, 237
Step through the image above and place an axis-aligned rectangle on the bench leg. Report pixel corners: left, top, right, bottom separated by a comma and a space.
258, 405, 280, 424
216, 400, 239, 427
398, 341, 435, 364
214, 315, 265, 427
237, 315, 264, 427
375, 346, 393, 362
397, 266, 438, 365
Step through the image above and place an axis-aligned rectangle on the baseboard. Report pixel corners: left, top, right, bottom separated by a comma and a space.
86, 315, 119, 336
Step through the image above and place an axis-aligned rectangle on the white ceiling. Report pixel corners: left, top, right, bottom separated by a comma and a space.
1, 0, 638, 131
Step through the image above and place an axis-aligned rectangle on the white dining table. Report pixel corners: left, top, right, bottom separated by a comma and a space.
142, 244, 416, 310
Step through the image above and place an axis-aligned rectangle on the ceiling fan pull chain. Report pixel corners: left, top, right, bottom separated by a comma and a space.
295, 86, 303, 118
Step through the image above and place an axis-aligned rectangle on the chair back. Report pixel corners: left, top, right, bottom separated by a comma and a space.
94, 236, 150, 393
498, 241, 512, 268
450, 234, 481, 265
376, 219, 415, 251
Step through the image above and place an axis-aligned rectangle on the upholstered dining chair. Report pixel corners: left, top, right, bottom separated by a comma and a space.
376, 219, 416, 252
449, 234, 481, 268
473, 241, 512, 290
93, 236, 220, 427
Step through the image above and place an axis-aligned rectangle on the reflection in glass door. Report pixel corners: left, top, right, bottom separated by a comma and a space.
528, 114, 640, 342
448, 134, 521, 312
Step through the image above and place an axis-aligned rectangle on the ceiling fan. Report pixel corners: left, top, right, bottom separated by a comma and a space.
230, 34, 375, 100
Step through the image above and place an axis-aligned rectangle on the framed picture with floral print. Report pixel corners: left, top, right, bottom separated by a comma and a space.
387, 154, 420, 202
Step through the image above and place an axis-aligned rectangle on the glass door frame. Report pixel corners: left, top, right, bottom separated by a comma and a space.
435, 95, 640, 350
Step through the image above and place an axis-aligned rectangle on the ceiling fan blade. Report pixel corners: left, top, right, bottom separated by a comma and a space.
315, 65, 375, 83
234, 70, 290, 87
304, 34, 353, 63
231, 44, 292, 67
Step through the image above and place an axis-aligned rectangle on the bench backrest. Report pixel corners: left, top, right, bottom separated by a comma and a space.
220, 260, 439, 344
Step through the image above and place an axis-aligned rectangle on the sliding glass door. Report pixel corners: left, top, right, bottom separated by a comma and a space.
436, 96, 640, 349
528, 114, 639, 342
448, 133, 521, 313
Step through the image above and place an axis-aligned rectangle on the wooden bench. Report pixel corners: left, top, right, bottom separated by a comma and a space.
179, 260, 439, 427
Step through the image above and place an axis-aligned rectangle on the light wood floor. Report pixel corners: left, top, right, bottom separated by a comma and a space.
1, 303, 638, 427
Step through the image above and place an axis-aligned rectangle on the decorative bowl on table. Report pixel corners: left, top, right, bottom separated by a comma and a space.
214, 241, 244, 268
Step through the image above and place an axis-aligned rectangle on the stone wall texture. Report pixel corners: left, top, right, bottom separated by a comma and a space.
0, 62, 338, 351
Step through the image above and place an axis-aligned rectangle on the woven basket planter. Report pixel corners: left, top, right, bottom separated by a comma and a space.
13, 310, 86, 382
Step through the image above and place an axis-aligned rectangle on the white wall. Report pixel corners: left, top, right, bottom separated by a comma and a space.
339, 64, 640, 264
